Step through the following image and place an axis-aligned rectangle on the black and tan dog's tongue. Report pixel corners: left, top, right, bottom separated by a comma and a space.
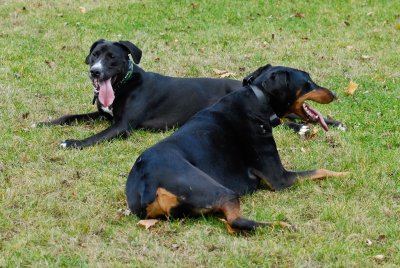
310, 106, 329, 131
98, 79, 115, 107
316, 109, 329, 131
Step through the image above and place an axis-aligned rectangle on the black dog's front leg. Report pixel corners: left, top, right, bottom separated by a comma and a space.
61, 122, 130, 149
34, 111, 105, 127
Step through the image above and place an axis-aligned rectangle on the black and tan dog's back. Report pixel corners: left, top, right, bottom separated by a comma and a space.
126, 64, 348, 232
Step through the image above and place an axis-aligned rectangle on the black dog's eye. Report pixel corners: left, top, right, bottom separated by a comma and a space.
92, 52, 99, 57
108, 53, 115, 59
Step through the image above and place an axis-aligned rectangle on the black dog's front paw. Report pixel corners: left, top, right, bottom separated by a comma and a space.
60, 139, 84, 149
32, 121, 50, 128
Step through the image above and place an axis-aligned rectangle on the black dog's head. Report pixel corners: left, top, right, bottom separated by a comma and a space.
244, 64, 336, 131
85, 39, 142, 107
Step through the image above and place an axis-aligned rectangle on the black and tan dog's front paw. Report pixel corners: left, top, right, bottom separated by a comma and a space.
60, 139, 83, 149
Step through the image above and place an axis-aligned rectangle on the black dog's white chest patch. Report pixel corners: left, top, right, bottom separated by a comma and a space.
101, 105, 113, 116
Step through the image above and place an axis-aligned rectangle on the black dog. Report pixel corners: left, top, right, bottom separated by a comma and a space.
36, 40, 343, 148
36, 39, 240, 148
125, 64, 348, 232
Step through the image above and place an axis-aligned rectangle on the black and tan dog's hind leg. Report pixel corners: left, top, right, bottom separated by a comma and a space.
217, 198, 293, 234
126, 158, 292, 233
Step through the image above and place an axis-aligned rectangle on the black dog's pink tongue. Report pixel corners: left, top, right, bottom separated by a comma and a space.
98, 79, 114, 107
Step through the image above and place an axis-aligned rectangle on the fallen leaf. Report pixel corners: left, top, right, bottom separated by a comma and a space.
373, 254, 385, 262
377, 234, 387, 242
345, 81, 358, 95
191, 2, 197, 9
45, 60, 56, 69
325, 135, 340, 148
79, 6, 86, 14
137, 219, 159, 230
366, 12, 374, 16
361, 55, 372, 60
21, 112, 29, 119
213, 69, 228, 75
294, 12, 305, 18
212, 69, 235, 78
219, 72, 235, 78
365, 239, 373, 246
306, 126, 319, 140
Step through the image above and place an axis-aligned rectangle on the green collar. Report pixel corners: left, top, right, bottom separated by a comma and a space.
119, 60, 134, 85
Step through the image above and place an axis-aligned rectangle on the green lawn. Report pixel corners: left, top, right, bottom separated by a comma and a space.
0, 0, 399, 266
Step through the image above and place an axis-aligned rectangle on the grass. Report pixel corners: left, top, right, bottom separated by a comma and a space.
0, 0, 399, 266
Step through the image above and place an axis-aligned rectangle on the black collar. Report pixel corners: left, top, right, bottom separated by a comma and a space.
249, 84, 266, 104
247, 84, 281, 127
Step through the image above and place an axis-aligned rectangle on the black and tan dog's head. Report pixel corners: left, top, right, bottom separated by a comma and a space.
244, 64, 336, 131
85, 39, 142, 107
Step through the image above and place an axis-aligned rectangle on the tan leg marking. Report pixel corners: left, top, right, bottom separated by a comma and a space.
146, 188, 179, 218
306, 168, 350, 181
309, 168, 350, 180
220, 200, 242, 224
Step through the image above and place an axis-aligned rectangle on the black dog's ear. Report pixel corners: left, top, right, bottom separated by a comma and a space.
243, 64, 272, 86
85, 39, 105, 64
117, 41, 142, 64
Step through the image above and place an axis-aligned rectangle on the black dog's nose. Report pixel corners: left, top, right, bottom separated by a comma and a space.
90, 68, 101, 78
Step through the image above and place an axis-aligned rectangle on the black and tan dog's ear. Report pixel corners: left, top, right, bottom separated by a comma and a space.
85, 39, 105, 64
243, 64, 272, 86
262, 70, 290, 96
117, 41, 142, 64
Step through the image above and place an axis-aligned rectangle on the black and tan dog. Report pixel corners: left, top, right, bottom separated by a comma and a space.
36, 40, 343, 148
125, 64, 348, 232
